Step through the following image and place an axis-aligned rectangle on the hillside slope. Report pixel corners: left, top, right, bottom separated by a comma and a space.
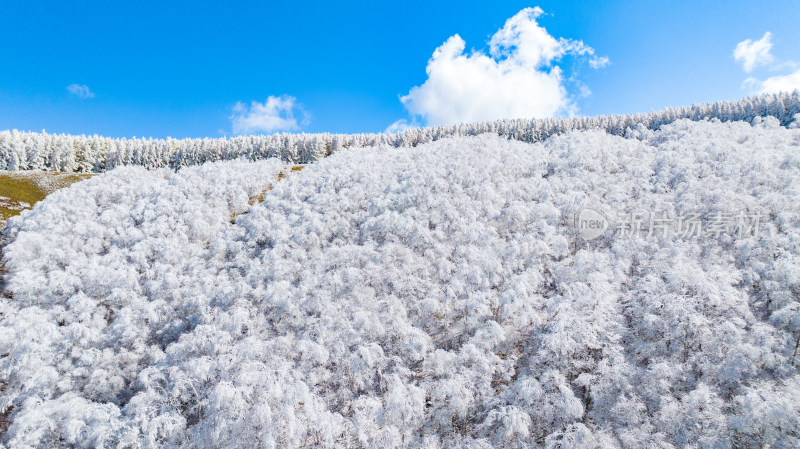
0, 172, 94, 227
1, 118, 800, 448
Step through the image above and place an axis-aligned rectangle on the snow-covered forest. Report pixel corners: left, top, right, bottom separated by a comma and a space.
0, 91, 799, 172
1, 115, 800, 447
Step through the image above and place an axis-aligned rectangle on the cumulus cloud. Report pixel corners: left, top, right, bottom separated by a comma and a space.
758, 70, 800, 93
66, 84, 95, 99
230, 95, 308, 134
385, 119, 415, 134
735, 32, 800, 95
744, 70, 800, 94
734, 32, 774, 73
397, 7, 607, 126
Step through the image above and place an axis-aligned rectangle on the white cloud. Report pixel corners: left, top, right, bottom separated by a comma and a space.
230, 95, 308, 134
734, 32, 774, 73
589, 56, 610, 69
744, 69, 800, 94
385, 119, 415, 134
487, 6, 562, 67
735, 32, 800, 95
397, 7, 607, 126
66, 84, 95, 99
759, 69, 800, 93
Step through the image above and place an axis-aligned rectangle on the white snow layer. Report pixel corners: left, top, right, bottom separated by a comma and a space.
2, 118, 800, 448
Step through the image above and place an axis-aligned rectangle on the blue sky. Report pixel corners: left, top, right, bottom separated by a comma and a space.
1, 0, 799, 138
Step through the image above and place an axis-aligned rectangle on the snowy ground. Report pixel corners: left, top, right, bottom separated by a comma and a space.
1, 118, 800, 448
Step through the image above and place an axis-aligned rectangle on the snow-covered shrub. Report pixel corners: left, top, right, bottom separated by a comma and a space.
1, 119, 800, 447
